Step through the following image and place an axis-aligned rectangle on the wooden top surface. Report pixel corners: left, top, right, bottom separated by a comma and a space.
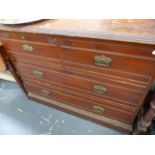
0, 19, 155, 45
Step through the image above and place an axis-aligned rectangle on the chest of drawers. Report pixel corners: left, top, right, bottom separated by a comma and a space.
0, 19, 155, 133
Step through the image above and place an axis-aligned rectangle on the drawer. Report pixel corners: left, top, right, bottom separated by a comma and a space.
0, 31, 57, 45
1, 39, 60, 61
14, 62, 143, 107
24, 82, 135, 124
61, 46, 155, 83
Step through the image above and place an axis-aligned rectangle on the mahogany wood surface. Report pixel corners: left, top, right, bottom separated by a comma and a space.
0, 19, 155, 44
14, 62, 144, 106
22, 75, 137, 112
25, 82, 134, 123
0, 19, 155, 133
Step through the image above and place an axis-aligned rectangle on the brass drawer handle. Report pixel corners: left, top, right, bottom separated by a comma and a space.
93, 85, 107, 95
94, 55, 112, 67
41, 89, 50, 97
32, 70, 44, 79
22, 44, 33, 52
93, 105, 105, 113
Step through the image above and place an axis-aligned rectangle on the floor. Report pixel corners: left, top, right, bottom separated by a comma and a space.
0, 80, 124, 135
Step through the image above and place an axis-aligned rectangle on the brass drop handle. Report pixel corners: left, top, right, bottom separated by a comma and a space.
94, 55, 112, 67
32, 70, 44, 79
93, 85, 107, 95
93, 105, 105, 113
22, 44, 33, 52
41, 89, 50, 97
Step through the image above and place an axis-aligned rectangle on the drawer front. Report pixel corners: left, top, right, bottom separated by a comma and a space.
1, 39, 60, 61
14, 62, 143, 107
0, 31, 57, 45
61, 47, 155, 83
24, 82, 135, 124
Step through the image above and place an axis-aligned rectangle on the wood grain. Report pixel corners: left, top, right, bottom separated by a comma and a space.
0, 19, 155, 133
0, 19, 155, 44
13, 62, 144, 106
25, 82, 135, 124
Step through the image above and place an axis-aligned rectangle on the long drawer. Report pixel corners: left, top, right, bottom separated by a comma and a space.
14, 62, 144, 107
24, 82, 135, 124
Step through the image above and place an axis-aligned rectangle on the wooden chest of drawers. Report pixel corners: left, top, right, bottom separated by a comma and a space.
0, 19, 155, 133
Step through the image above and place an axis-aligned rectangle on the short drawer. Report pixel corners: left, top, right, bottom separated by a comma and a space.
61, 46, 155, 83
14, 62, 144, 107
24, 82, 135, 124
1, 39, 60, 61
